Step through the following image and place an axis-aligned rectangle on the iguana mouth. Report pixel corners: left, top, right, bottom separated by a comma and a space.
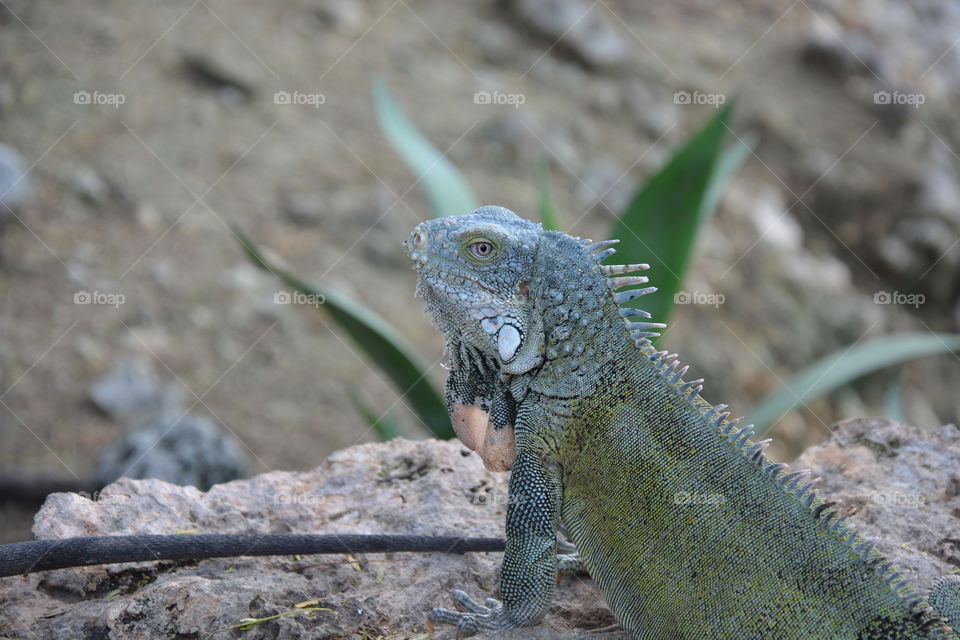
415, 263, 498, 295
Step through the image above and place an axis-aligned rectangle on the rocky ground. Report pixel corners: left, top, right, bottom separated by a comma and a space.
1, 0, 959, 544
0, 419, 957, 638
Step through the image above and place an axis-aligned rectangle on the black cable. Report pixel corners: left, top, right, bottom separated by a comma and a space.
0, 533, 506, 578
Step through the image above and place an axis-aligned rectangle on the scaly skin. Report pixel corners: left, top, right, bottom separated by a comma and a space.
405, 205, 959, 639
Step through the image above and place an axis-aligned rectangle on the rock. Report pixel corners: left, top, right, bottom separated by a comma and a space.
309, 0, 366, 32
508, 0, 632, 70
0, 439, 614, 639
1, 426, 957, 637
68, 164, 110, 206
95, 408, 250, 491
89, 358, 177, 419
134, 201, 162, 232
743, 185, 803, 251
0, 142, 27, 214
281, 190, 325, 227
800, 15, 890, 80
90, 359, 249, 491
180, 49, 256, 104
795, 418, 960, 587
875, 234, 920, 274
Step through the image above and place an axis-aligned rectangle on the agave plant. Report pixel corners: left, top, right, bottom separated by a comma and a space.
234, 81, 960, 442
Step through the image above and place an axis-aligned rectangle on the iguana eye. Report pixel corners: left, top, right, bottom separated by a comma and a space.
468, 240, 496, 260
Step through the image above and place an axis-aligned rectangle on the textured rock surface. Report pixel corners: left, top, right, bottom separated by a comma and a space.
1, 420, 958, 639
94, 409, 251, 491
508, 0, 632, 70
90, 358, 251, 491
795, 417, 960, 589
0, 438, 614, 640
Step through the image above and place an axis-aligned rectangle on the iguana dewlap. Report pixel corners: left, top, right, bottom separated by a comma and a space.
406, 205, 960, 639
449, 401, 515, 472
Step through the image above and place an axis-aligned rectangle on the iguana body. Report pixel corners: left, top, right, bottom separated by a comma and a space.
406, 206, 960, 639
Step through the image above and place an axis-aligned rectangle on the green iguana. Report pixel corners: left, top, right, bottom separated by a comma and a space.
405, 205, 960, 639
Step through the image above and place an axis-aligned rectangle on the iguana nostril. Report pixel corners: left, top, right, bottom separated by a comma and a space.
411, 230, 426, 249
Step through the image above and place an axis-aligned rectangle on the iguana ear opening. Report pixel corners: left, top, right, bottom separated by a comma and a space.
498, 280, 544, 376
499, 315, 543, 375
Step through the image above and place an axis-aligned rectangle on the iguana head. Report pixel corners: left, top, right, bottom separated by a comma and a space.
405, 205, 659, 470
406, 206, 545, 372
405, 206, 545, 470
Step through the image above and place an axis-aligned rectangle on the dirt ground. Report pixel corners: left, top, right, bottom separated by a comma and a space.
1, 0, 958, 543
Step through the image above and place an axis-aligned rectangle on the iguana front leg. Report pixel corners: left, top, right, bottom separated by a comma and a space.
430, 444, 562, 635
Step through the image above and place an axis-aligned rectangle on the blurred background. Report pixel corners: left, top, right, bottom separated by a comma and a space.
1, 0, 959, 542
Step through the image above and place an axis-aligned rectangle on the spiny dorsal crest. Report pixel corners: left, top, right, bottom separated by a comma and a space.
582, 238, 664, 340
583, 232, 941, 620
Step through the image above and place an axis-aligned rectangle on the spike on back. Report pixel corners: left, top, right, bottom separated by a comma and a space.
600, 263, 650, 276
613, 288, 657, 304
607, 276, 650, 289
599, 257, 661, 336
588, 233, 932, 617
586, 239, 620, 253
594, 248, 617, 261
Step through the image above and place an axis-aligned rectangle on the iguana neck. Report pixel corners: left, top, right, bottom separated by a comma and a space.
525, 230, 646, 399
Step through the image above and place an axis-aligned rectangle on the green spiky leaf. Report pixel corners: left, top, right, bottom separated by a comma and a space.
750, 332, 960, 435
374, 79, 477, 218
611, 103, 749, 329
232, 226, 452, 439
883, 370, 905, 422
349, 390, 404, 441
535, 152, 561, 231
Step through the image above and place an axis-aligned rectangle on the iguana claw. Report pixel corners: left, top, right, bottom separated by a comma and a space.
429, 590, 512, 636
556, 550, 587, 575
